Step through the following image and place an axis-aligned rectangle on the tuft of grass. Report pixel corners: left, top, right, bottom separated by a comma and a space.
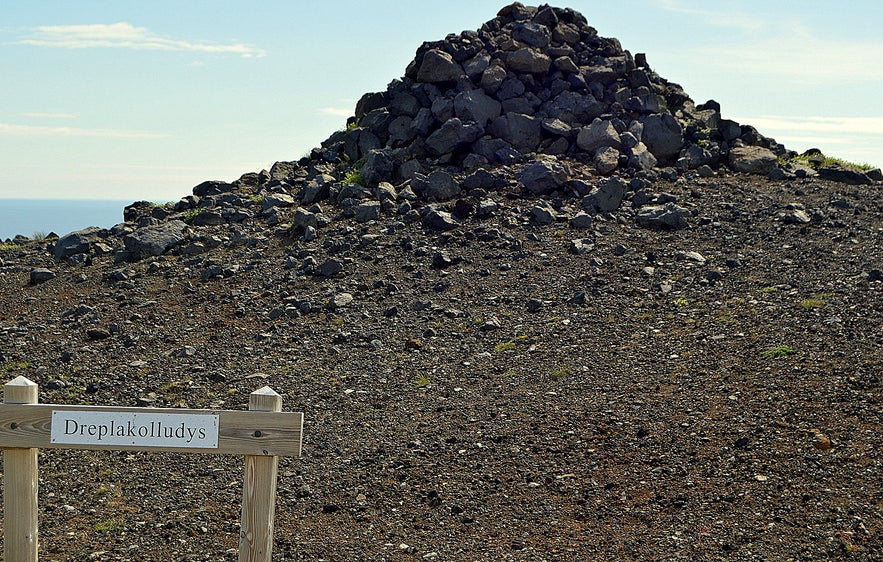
788, 153, 874, 172
758, 286, 778, 294
800, 292, 835, 309
673, 297, 689, 307
494, 341, 516, 353
763, 345, 796, 360
415, 374, 430, 388
343, 168, 364, 186
551, 367, 573, 380
0, 243, 18, 251
94, 516, 125, 533
0, 361, 33, 376
182, 208, 203, 224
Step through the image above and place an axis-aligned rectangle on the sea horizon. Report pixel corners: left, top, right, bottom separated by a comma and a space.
0, 198, 136, 242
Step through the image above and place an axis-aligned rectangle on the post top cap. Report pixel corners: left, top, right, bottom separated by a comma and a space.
5, 375, 37, 387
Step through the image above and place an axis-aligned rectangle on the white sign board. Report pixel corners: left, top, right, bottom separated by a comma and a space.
50, 410, 219, 449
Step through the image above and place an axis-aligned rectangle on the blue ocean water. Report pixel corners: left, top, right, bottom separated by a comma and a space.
0, 199, 133, 242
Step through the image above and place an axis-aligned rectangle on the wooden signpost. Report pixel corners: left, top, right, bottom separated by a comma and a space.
0, 376, 303, 561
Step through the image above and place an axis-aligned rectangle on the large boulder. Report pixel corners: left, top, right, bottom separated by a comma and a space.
520, 158, 570, 195
454, 89, 502, 127
416, 49, 464, 83
123, 220, 187, 259
729, 146, 778, 175
489, 113, 542, 153
577, 119, 621, 153
53, 227, 104, 260
506, 48, 552, 74
426, 118, 484, 156
641, 113, 684, 160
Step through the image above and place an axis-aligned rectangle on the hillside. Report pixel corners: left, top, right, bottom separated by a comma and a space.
1, 3, 881, 560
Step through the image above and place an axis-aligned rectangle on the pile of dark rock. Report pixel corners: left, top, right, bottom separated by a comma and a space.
325, 3, 787, 181
8, 3, 881, 266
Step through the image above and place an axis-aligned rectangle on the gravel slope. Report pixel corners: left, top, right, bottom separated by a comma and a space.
1, 171, 881, 561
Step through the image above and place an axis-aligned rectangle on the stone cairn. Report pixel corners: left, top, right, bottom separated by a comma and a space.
36, 3, 880, 262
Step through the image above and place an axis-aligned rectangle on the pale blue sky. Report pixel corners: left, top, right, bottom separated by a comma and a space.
1, 0, 881, 201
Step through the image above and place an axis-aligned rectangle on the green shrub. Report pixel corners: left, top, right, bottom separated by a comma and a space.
763, 345, 795, 359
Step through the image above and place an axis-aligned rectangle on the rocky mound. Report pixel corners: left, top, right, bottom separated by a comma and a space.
4, 3, 882, 256
1, 4, 882, 561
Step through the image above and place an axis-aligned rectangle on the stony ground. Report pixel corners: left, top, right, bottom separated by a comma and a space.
1, 171, 882, 561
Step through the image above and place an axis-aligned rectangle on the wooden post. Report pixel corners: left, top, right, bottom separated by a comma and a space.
3, 376, 40, 562
239, 387, 282, 562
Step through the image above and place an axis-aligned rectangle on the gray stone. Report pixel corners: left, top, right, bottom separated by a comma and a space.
328, 292, 354, 309
582, 177, 628, 212
569, 239, 593, 254
54, 227, 104, 260
593, 146, 620, 175
570, 212, 594, 229
425, 118, 484, 156
123, 220, 187, 258
553, 56, 579, 74
387, 115, 414, 145
636, 203, 690, 229
424, 170, 461, 202
512, 22, 551, 48
30, 268, 56, 284
543, 91, 604, 123
376, 182, 397, 202
520, 158, 569, 195
680, 144, 711, 169
416, 49, 464, 83
463, 52, 491, 77
360, 149, 392, 184
423, 208, 459, 231
262, 194, 296, 210
818, 166, 874, 185
354, 201, 381, 222
718, 119, 742, 142
628, 142, 658, 170
489, 113, 542, 153
541, 118, 572, 137
729, 146, 778, 175
479, 65, 507, 94
291, 207, 318, 232
641, 113, 684, 160
531, 204, 555, 225
316, 258, 344, 278
507, 48, 551, 74
191, 209, 225, 226
577, 119, 621, 153
454, 89, 502, 127
779, 209, 812, 224
388, 92, 421, 117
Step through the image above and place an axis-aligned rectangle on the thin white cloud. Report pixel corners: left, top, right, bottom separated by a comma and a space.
20, 112, 79, 119
703, 37, 883, 82
653, 0, 766, 32
319, 107, 353, 117
0, 122, 168, 139
734, 116, 883, 136
18, 22, 266, 58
